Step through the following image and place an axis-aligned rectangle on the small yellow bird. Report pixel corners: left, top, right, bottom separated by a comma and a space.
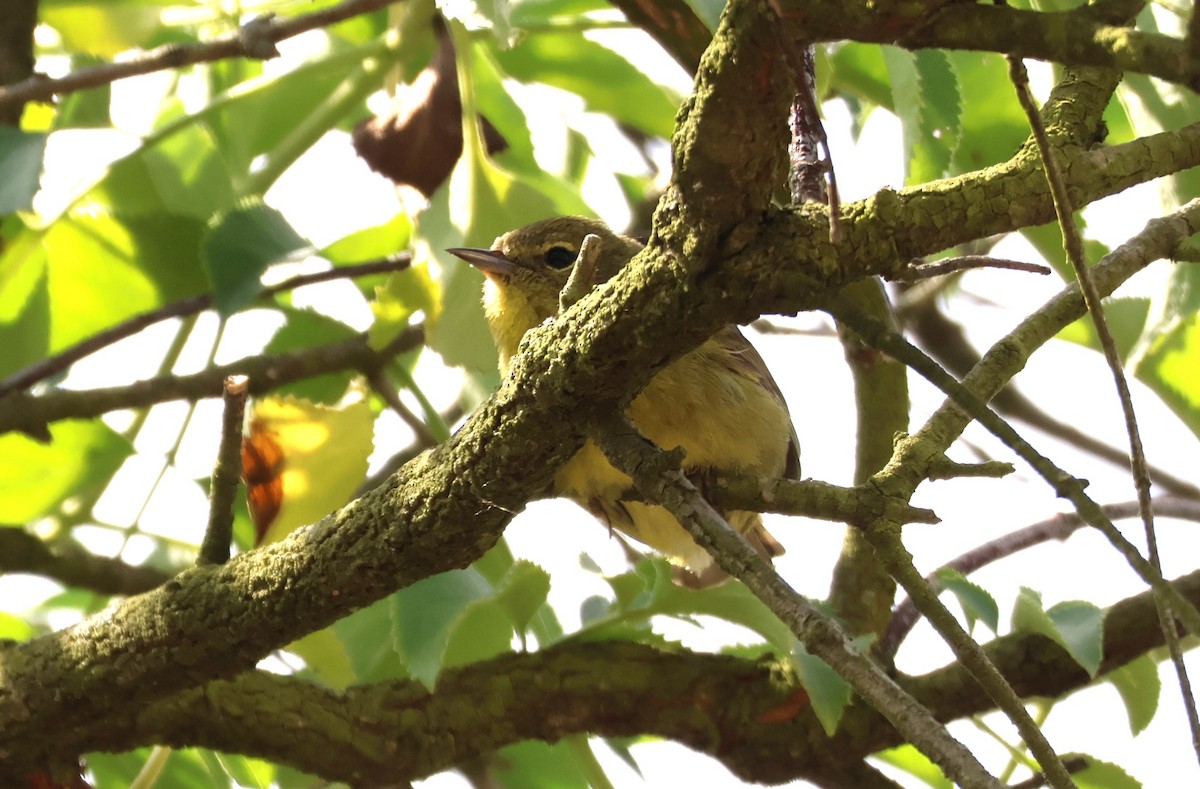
449, 217, 799, 584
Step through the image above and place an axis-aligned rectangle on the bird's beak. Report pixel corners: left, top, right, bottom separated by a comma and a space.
446, 247, 515, 280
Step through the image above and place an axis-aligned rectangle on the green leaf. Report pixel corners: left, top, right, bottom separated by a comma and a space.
214, 752, 274, 789
0, 211, 208, 378
580, 558, 793, 651
935, 567, 999, 634
320, 214, 414, 265
87, 747, 225, 789
682, 0, 725, 31
0, 611, 34, 642
202, 201, 310, 315
262, 308, 359, 403
0, 128, 47, 213
882, 47, 961, 184
872, 744, 953, 789
493, 740, 590, 789
331, 595, 410, 683
284, 627, 356, 690
1130, 262, 1200, 439
1105, 654, 1160, 735
494, 560, 552, 634
791, 641, 851, 736
1074, 756, 1142, 789
1021, 219, 1112, 282
391, 567, 494, 687
0, 420, 131, 522
1058, 297, 1150, 362
948, 51, 1029, 174
1012, 588, 1104, 677
368, 263, 441, 351
490, 30, 679, 139
441, 598, 517, 671
829, 42, 892, 114
41, 0, 174, 57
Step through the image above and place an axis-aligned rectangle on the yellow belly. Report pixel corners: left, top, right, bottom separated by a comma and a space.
554, 338, 791, 571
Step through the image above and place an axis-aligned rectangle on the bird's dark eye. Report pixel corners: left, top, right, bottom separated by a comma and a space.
544, 246, 577, 270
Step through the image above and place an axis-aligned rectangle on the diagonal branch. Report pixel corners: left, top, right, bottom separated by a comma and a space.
0, 327, 423, 437
0, 0, 400, 112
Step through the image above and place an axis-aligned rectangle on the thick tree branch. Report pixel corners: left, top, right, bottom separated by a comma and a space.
52, 569, 1200, 785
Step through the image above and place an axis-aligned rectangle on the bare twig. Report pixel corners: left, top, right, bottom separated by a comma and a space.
0, 529, 170, 595
0, 327, 424, 437
365, 368, 441, 449
0, 254, 411, 399
588, 410, 1003, 789
883, 497, 1200, 659
1006, 50, 1200, 761
830, 291, 1200, 638
0, 0, 399, 111
926, 456, 1015, 480
199, 375, 248, 566
897, 256, 1053, 281
559, 233, 602, 311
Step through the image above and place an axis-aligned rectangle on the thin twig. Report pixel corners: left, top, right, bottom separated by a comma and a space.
1006, 49, 1200, 761
883, 497, 1200, 659
0, 254, 411, 398
0, 0, 399, 111
1009, 756, 1091, 789
897, 256, 1052, 280
199, 375, 248, 565
588, 410, 1003, 789
831, 292, 1200, 638
365, 368, 441, 449
560, 233, 603, 311
0, 326, 424, 437
0, 529, 171, 595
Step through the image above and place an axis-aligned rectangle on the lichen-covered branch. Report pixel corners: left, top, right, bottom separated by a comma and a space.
48, 569, 1200, 785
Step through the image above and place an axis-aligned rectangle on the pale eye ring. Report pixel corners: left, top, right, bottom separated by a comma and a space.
544, 246, 577, 269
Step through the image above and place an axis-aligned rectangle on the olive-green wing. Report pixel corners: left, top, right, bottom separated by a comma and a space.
712, 325, 801, 481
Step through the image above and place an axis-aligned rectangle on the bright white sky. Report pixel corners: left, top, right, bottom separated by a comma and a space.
9, 18, 1199, 789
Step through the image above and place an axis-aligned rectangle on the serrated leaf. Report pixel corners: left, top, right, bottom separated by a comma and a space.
1012, 588, 1104, 677
0, 420, 132, 522
948, 50, 1029, 173
0, 127, 46, 213
935, 567, 999, 634
882, 47, 961, 184
1105, 653, 1160, 735
250, 396, 374, 544
791, 642, 851, 736
494, 560, 552, 634
202, 202, 311, 315
391, 567, 493, 687
1074, 756, 1142, 789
